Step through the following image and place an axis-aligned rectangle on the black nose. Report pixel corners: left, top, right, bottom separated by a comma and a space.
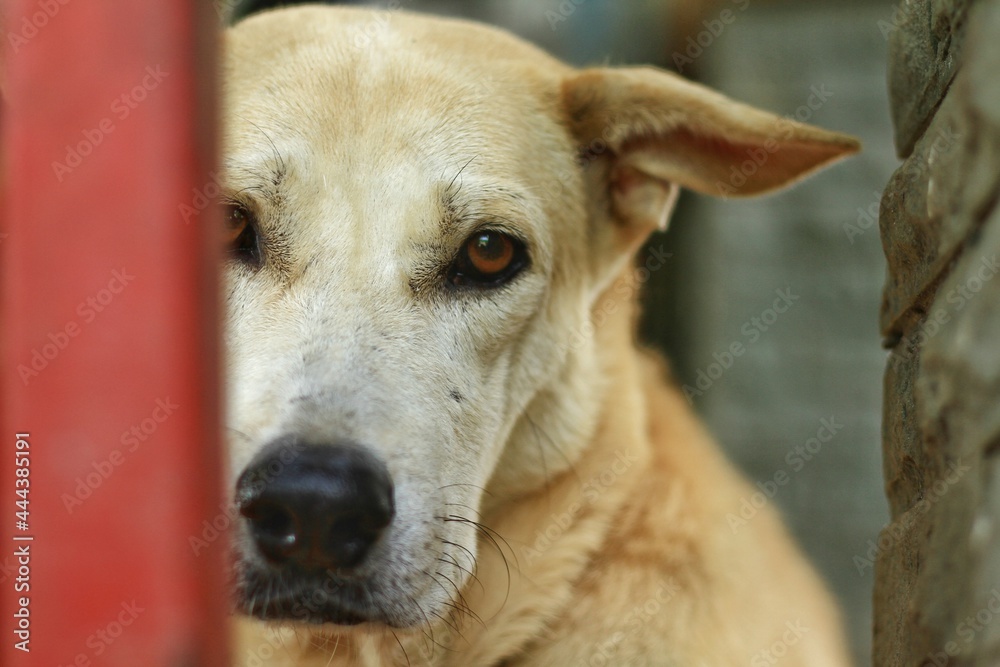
236, 439, 394, 572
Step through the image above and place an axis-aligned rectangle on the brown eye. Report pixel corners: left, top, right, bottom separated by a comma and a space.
224, 203, 260, 264
467, 232, 514, 274
225, 204, 249, 245
449, 230, 528, 288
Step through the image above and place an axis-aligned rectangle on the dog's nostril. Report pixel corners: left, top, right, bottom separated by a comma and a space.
326, 520, 367, 569
359, 510, 392, 534
235, 439, 395, 572
241, 501, 298, 563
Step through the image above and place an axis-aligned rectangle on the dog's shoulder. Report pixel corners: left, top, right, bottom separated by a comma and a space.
515, 350, 853, 666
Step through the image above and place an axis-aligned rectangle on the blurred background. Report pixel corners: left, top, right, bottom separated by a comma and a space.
231, 1, 898, 663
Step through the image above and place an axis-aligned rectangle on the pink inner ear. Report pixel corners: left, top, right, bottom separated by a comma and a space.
610, 164, 679, 232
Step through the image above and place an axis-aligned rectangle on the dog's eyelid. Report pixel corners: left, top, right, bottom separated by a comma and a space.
220, 190, 261, 213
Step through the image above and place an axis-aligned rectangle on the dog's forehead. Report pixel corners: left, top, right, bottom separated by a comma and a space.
222, 7, 573, 207
223, 6, 568, 136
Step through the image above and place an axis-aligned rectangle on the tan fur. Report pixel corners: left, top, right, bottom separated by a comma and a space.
224, 7, 858, 666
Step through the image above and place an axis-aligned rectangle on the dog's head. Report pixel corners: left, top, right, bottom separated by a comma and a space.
221, 6, 857, 629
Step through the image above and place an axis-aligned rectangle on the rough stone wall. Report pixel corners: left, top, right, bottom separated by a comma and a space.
875, 1, 1000, 665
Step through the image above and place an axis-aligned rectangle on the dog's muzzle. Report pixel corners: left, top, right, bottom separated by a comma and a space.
236, 438, 395, 573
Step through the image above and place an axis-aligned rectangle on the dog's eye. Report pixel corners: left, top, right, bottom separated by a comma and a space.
224, 203, 260, 264
449, 230, 528, 287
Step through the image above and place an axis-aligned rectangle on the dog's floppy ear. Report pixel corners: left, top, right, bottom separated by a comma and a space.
562, 67, 860, 231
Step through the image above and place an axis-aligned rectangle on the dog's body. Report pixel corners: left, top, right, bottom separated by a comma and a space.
222, 7, 858, 666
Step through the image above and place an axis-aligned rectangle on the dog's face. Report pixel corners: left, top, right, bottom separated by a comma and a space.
221, 6, 857, 630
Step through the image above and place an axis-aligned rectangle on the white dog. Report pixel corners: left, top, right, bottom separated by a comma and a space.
222, 6, 859, 666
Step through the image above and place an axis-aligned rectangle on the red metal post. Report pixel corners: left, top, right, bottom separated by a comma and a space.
1, 1, 229, 665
